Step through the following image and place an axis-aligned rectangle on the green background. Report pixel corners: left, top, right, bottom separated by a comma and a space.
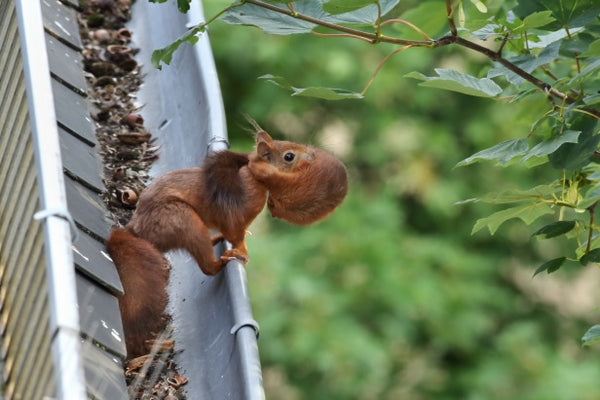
202, 1, 600, 398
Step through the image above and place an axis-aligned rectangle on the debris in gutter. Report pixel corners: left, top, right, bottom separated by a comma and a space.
125, 326, 188, 400
77, 1, 187, 398
79, 0, 154, 224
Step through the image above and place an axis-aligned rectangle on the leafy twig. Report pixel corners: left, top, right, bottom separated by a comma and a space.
587, 202, 597, 253
374, 0, 382, 39
361, 45, 413, 95
380, 19, 433, 41
312, 31, 374, 44
445, 0, 458, 36
241, 0, 433, 46
496, 33, 510, 56
151, 1, 244, 68
238, 0, 600, 119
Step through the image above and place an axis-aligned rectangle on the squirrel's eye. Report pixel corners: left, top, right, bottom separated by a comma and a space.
284, 152, 295, 162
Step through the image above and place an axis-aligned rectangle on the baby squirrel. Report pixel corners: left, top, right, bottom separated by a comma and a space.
107, 129, 348, 357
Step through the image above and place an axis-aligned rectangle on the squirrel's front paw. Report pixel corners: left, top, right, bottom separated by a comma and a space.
221, 249, 249, 265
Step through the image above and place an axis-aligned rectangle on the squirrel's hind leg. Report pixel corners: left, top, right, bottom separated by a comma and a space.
135, 202, 226, 276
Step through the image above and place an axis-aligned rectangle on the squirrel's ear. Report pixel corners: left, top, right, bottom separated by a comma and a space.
256, 130, 273, 144
255, 131, 274, 160
256, 140, 273, 160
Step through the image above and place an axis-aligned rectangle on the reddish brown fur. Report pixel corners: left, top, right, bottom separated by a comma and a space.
106, 228, 169, 357
106, 131, 348, 358
248, 132, 348, 225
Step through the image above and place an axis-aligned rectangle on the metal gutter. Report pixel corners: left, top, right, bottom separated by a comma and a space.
128, 1, 265, 398
13, 1, 87, 399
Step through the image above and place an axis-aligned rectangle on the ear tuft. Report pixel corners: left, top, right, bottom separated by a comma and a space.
243, 114, 273, 144
256, 130, 273, 144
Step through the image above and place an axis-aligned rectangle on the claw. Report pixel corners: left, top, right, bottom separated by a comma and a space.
221, 249, 249, 265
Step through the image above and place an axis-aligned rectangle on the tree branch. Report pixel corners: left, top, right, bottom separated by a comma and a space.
239, 0, 600, 119
450, 36, 600, 119
242, 0, 434, 47
587, 202, 597, 253
445, 0, 458, 36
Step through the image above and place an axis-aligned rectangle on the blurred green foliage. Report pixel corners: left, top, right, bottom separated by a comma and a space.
198, 0, 600, 398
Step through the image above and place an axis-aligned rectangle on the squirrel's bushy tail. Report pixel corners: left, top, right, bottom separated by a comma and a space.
106, 227, 170, 358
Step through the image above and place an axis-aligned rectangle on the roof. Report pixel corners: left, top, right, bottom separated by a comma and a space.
4, 0, 265, 398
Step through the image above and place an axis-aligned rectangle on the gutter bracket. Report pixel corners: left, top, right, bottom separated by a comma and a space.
230, 318, 260, 339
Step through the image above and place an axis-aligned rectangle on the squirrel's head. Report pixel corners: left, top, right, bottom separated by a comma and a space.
248, 129, 348, 225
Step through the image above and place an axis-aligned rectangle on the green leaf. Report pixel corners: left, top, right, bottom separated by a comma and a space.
221, 0, 401, 34
323, 0, 375, 15
471, 23, 502, 40
581, 39, 600, 58
548, 132, 600, 171
514, 0, 600, 29
580, 248, 600, 265
521, 130, 580, 162
577, 184, 600, 209
472, 203, 554, 235
488, 41, 560, 86
532, 220, 576, 238
522, 11, 555, 29
151, 25, 203, 69
527, 27, 584, 49
582, 325, 600, 346
569, 57, 600, 85
292, 86, 364, 100
150, 0, 191, 12
259, 74, 293, 90
221, 2, 318, 34
576, 234, 600, 259
406, 69, 503, 98
325, 0, 400, 24
583, 94, 600, 105
259, 75, 363, 100
177, 0, 191, 13
469, 0, 487, 13
395, 1, 447, 40
462, 184, 561, 205
456, 139, 529, 167
533, 257, 566, 277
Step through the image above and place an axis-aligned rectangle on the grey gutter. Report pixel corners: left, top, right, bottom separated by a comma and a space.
128, 1, 265, 399
14, 1, 87, 399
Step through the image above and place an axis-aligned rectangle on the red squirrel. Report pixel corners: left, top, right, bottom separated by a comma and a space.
106, 129, 348, 357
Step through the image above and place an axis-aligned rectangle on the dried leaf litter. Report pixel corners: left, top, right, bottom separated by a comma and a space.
78, 1, 187, 398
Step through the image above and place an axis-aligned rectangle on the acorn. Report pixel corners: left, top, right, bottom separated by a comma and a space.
117, 27, 132, 43
119, 188, 137, 207
106, 44, 132, 63
94, 76, 116, 87
112, 166, 126, 180
123, 113, 144, 127
92, 28, 111, 43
